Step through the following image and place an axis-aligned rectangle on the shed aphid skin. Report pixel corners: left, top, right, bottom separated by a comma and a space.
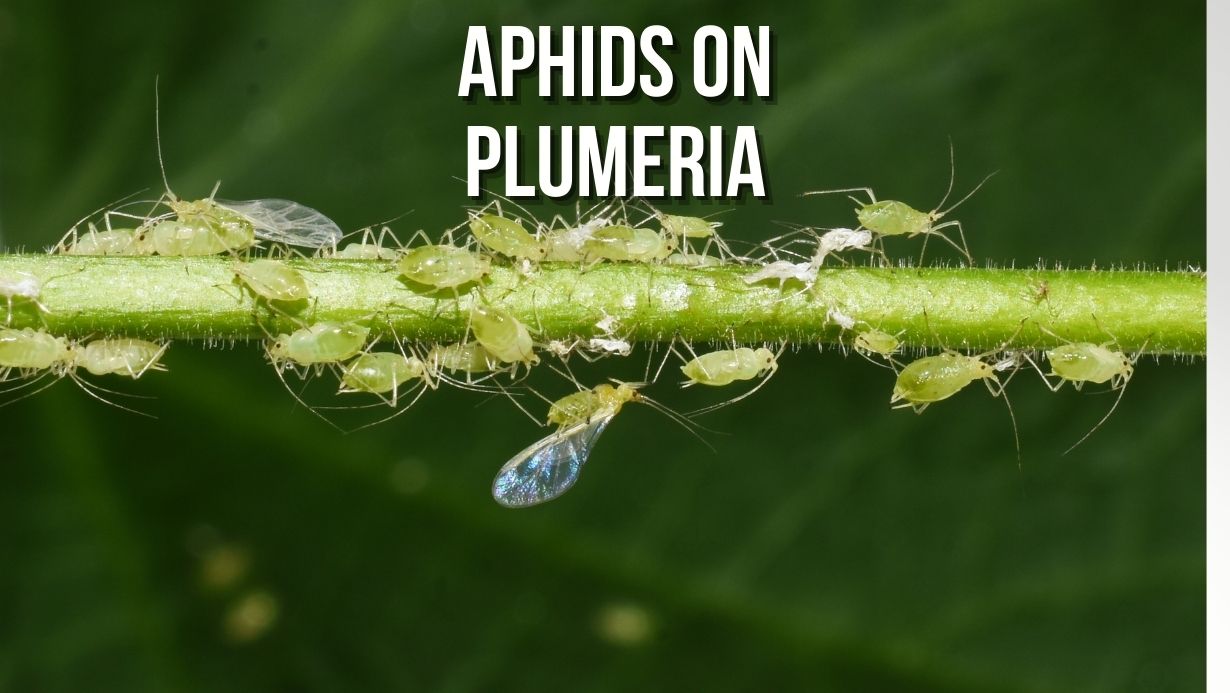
742, 227, 875, 294
0, 271, 49, 325
469, 304, 539, 370
232, 259, 311, 304
802, 144, 994, 265
677, 343, 784, 415
1023, 322, 1145, 453
542, 198, 627, 262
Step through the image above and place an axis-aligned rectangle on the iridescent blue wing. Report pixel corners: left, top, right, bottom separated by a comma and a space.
218, 198, 343, 249
492, 415, 613, 508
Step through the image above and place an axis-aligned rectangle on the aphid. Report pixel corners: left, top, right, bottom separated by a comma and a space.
58, 225, 152, 256
1, 330, 168, 415
138, 84, 342, 254
803, 145, 993, 264
888, 316, 1030, 458
397, 245, 491, 290
826, 306, 857, 331
268, 321, 370, 367
232, 259, 310, 303
654, 210, 736, 261
582, 225, 677, 264
545, 215, 611, 262
1025, 323, 1143, 453
426, 341, 502, 376
73, 338, 169, 378
468, 210, 547, 261
469, 305, 539, 368
331, 242, 402, 260
680, 347, 778, 387
492, 382, 644, 508
339, 351, 434, 407
0, 327, 71, 377
853, 328, 902, 360
678, 344, 782, 414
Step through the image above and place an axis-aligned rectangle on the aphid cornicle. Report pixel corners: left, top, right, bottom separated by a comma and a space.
469, 305, 539, 367
468, 212, 547, 261
268, 322, 370, 366
397, 245, 491, 289
233, 260, 310, 303
493, 383, 644, 508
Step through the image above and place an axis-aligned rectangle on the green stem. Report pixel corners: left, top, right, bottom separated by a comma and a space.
0, 255, 1206, 356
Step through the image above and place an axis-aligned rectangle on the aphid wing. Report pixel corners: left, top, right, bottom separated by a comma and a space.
219, 199, 343, 248
492, 416, 612, 508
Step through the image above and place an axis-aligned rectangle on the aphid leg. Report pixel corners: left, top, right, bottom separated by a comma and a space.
983, 374, 1022, 466
1018, 351, 1066, 392
67, 373, 157, 418
917, 220, 974, 267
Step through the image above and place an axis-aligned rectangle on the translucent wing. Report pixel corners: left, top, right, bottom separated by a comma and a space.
492, 415, 613, 508
218, 199, 343, 248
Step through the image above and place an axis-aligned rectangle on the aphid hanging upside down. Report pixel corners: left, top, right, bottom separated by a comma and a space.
469, 305, 539, 368
492, 382, 644, 508
267, 321, 370, 367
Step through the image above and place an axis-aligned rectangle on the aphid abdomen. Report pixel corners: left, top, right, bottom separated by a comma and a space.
582, 226, 674, 262
334, 242, 401, 260
1046, 344, 1123, 384
398, 246, 490, 288
854, 329, 900, 357
428, 342, 498, 374
856, 200, 929, 237
681, 348, 761, 386
659, 214, 716, 239
342, 352, 423, 394
275, 322, 370, 365
547, 390, 604, 427
75, 338, 166, 377
469, 214, 545, 260
63, 229, 147, 256
236, 260, 310, 302
0, 328, 70, 370
892, 353, 985, 404
470, 306, 538, 365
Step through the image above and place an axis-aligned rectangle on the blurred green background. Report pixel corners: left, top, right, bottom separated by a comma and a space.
0, 1, 1206, 691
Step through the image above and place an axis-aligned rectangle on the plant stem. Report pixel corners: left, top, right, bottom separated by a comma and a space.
0, 255, 1206, 356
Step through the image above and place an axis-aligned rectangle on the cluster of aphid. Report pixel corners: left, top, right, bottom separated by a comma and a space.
0, 147, 1143, 509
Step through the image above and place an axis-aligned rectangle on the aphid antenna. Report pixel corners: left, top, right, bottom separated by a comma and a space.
153, 76, 178, 204
457, 179, 546, 232
634, 392, 721, 451
799, 186, 877, 206
52, 190, 149, 251
0, 372, 60, 408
